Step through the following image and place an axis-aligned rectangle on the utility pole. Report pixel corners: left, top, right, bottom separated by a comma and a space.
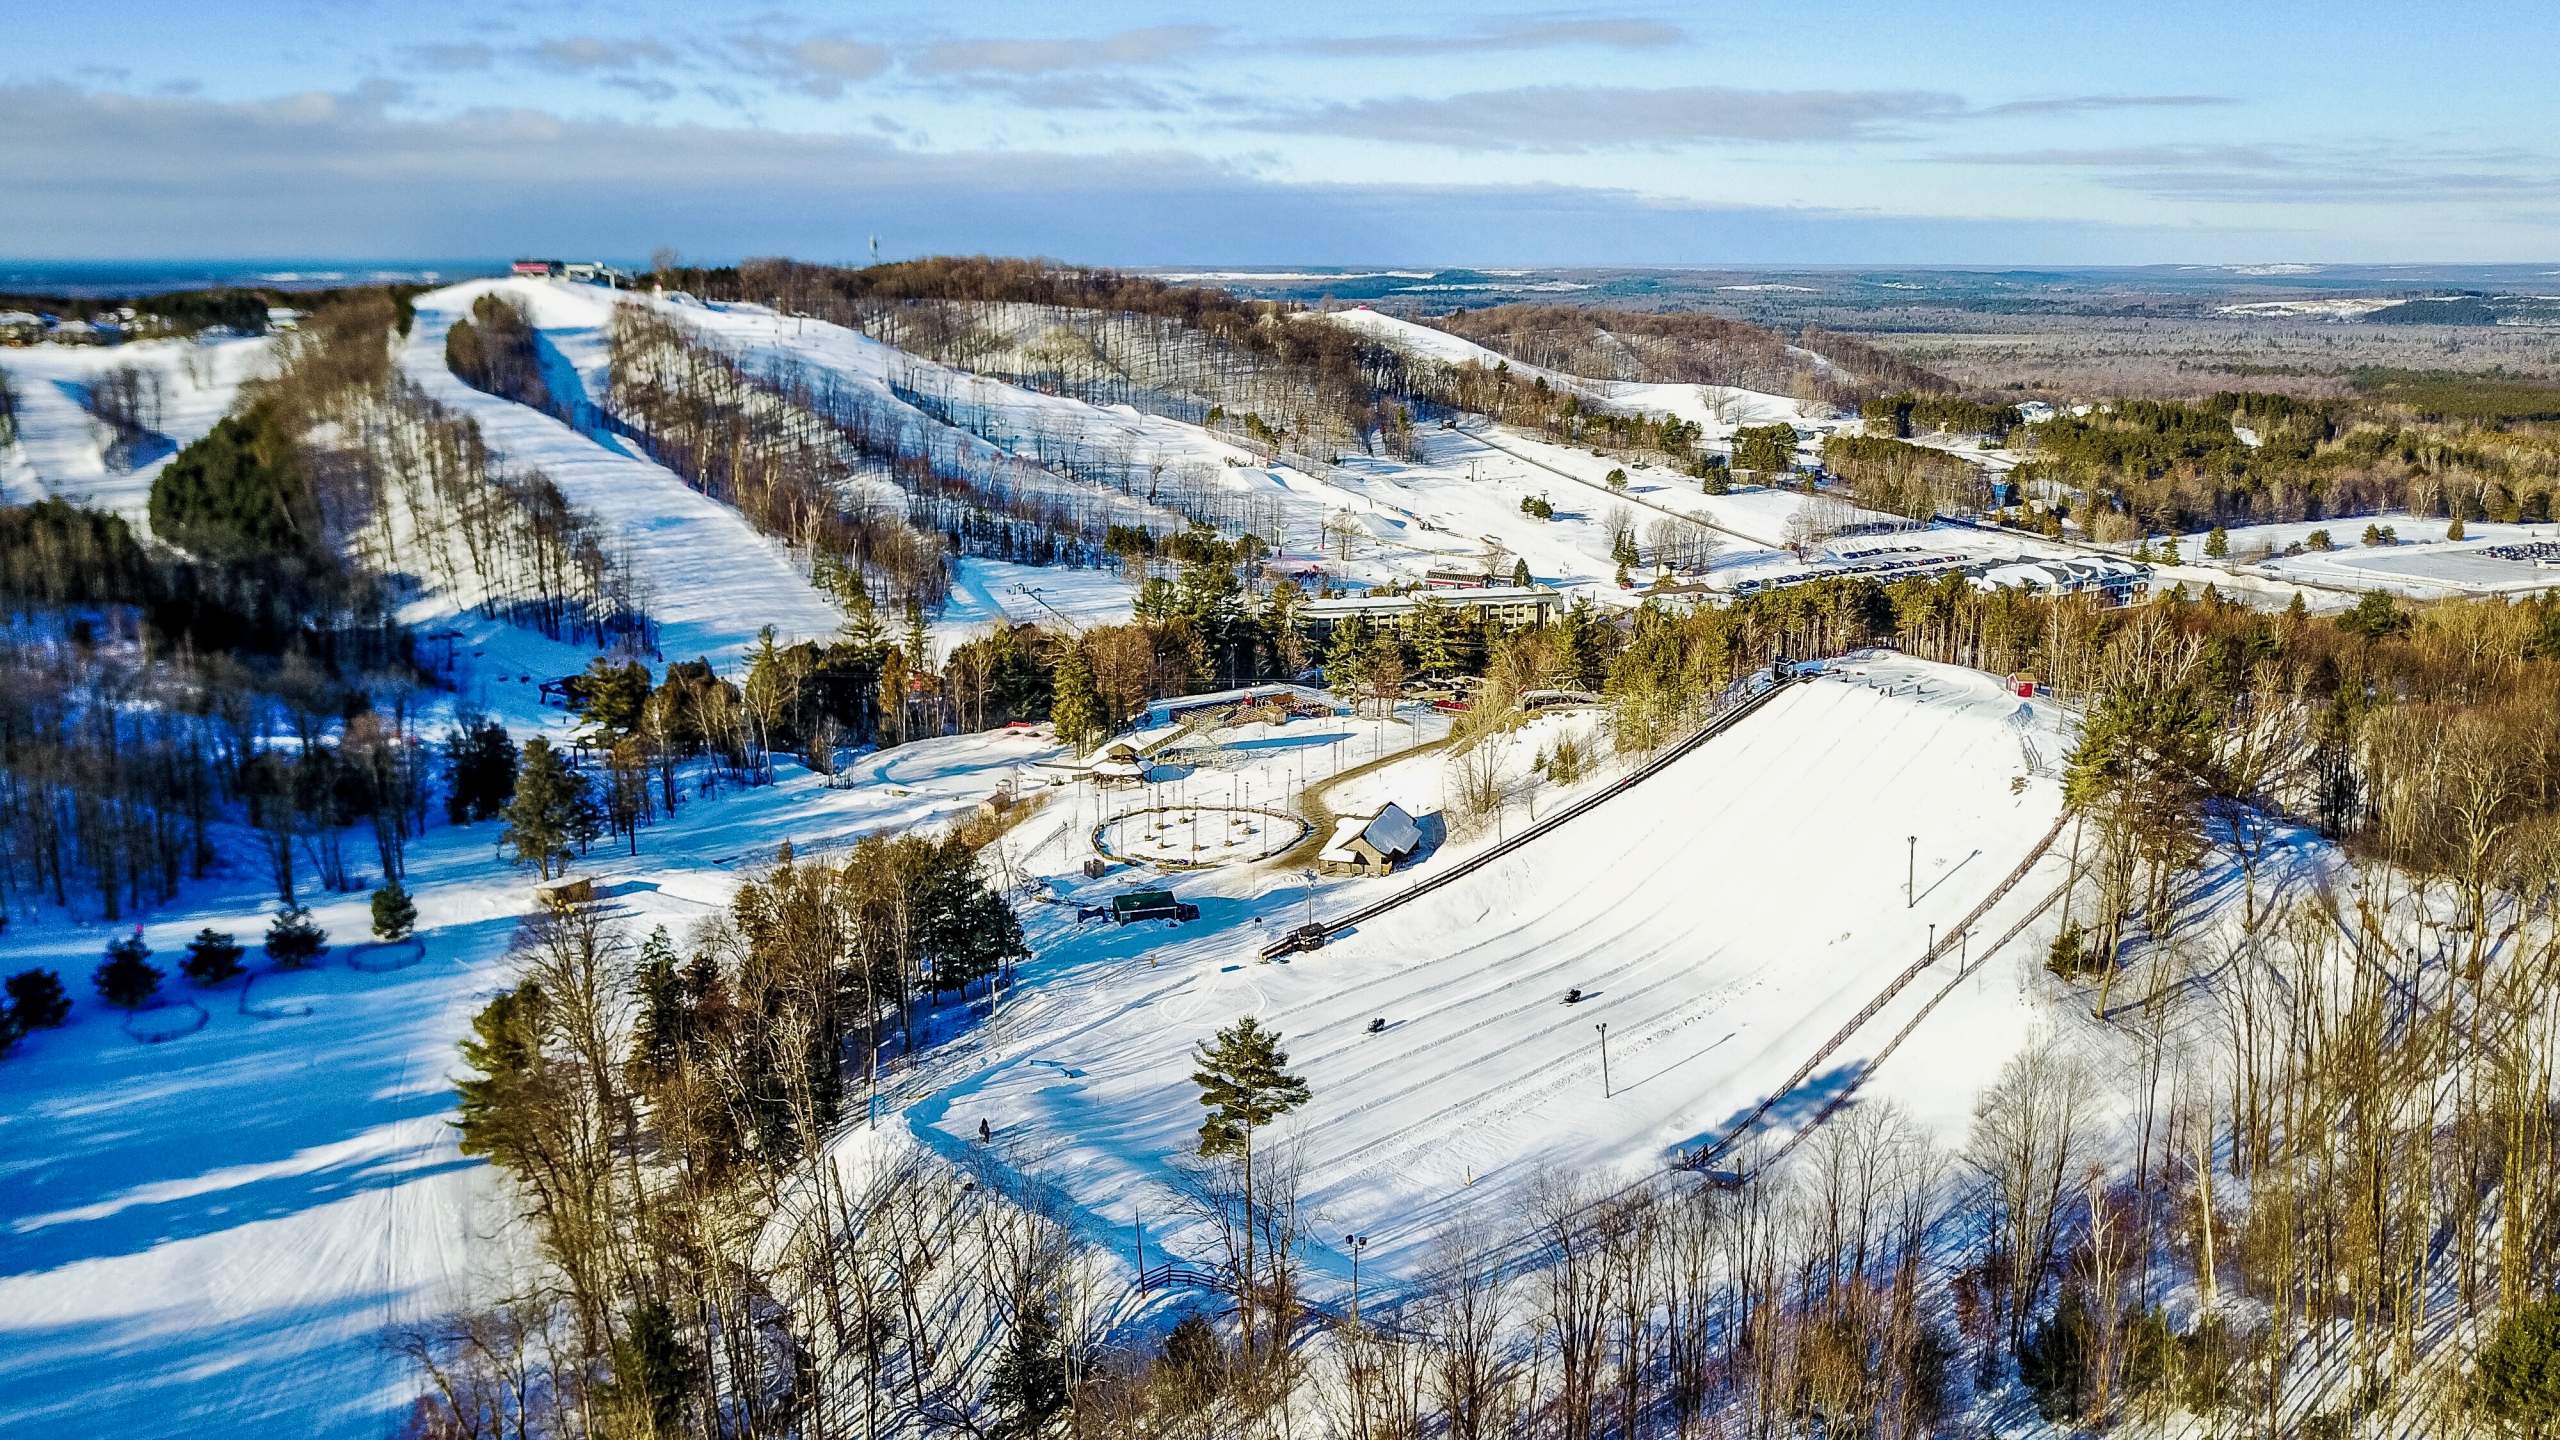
1595, 1021, 1612, 1097
1907, 834, 1918, 908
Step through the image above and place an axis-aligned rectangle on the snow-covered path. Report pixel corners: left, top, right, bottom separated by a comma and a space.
401, 281, 844, 666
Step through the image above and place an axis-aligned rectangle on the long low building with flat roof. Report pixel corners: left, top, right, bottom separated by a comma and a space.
1299, 584, 1561, 641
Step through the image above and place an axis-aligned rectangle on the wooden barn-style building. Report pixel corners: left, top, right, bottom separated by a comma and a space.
1318, 802, 1424, 876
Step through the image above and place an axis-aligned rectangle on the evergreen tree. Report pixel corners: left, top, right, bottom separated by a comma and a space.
181, 928, 247, 986
370, 881, 417, 941
1193, 1016, 1310, 1344
456, 983, 549, 1175
1408, 594, 1460, 677
603, 1297, 698, 1436
147, 404, 316, 562
2473, 1298, 2560, 1428
265, 905, 330, 968
444, 717, 519, 824
1193, 1016, 1311, 1161
1323, 614, 1372, 694
2204, 525, 2230, 559
1049, 643, 1104, 755
6, 968, 70, 1028
921, 842, 1030, 998
1512, 557, 1532, 587
2448, 514, 2467, 541
94, 933, 162, 1009
985, 1300, 1069, 1433
627, 927, 691, 1088
502, 737, 585, 878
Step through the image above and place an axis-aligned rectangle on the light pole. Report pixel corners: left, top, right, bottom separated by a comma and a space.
1906, 835, 1918, 909
1595, 1021, 1612, 1097
1928, 922, 1936, 960
1345, 1233, 1370, 1327
1301, 868, 1319, 931
1959, 927, 1970, 976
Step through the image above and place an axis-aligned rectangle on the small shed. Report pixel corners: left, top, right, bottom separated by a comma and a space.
1318, 802, 1424, 876
1111, 889, 1200, 924
533, 874, 596, 906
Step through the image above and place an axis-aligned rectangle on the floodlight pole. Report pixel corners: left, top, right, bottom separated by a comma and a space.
1907, 835, 1917, 909
1345, 1233, 1370, 1327
1596, 1021, 1612, 1098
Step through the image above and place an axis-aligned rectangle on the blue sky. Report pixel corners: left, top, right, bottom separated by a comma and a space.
5, 0, 2557, 265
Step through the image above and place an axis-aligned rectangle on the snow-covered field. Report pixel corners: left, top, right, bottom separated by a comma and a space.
922, 657, 2075, 1296
400, 281, 845, 665
0, 691, 1052, 1439
2168, 514, 2560, 598
0, 336, 273, 525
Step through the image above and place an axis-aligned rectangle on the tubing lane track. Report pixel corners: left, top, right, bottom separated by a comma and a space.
1294, 672, 1793, 947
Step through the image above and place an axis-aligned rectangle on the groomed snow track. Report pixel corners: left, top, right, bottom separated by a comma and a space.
1271, 670, 1793, 954
949, 655, 2074, 1296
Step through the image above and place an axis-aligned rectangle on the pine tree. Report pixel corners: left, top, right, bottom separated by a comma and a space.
181, 928, 247, 986
2204, 525, 2229, 559
95, 933, 163, 1009
502, 737, 585, 878
1193, 1016, 1311, 1159
371, 881, 417, 941
986, 1300, 1069, 1432
1512, 557, 1532, 587
456, 983, 548, 1175
603, 1297, 698, 1436
1323, 614, 1372, 694
266, 905, 330, 968
1049, 644, 1105, 755
1193, 1017, 1310, 1347
1408, 594, 1460, 677
2448, 514, 2467, 541
627, 927, 690, 1088
6, 968, 70, 1027
444, 717, 518, 824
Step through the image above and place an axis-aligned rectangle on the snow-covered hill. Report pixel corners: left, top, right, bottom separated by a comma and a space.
0, 336, 273, 525
919, 655, 2075, 1292
1322, 306, 1823, 441
0, 718, 1051, 1439
399, 281, 844, 666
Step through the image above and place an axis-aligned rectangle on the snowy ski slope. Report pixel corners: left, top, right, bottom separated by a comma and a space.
0, 336, 273, 525
921, 655, 2072, 1287
400, 281, 843, 666
1322, 306, 1822, 440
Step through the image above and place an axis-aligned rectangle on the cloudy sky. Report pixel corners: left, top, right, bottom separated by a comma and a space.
7, 0, 2557, 265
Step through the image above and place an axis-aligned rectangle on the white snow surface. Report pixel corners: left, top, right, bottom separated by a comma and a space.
398, 281, 844, 666
0, 706, 1054, 1439
0, 336, 274, 526
923, 657, 2071, 1292
1320, 307, 1823, 440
